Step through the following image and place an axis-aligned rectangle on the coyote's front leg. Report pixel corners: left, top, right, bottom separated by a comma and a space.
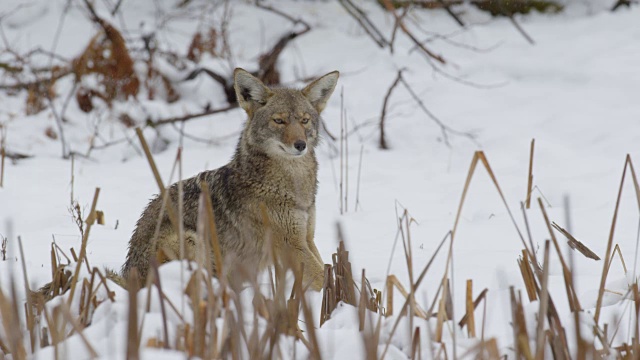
306, 205, 324, 265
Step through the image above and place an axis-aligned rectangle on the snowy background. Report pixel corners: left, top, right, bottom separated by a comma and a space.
1, 0, 639, 358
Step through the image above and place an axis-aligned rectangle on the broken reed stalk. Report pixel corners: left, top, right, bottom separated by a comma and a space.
535, 240, 551, 360
126, 268, 140, 360
457, 288, 488, 329
385, 275, 428, 319
59, 303, 98, 358
358, 269, 367, 331
400, 210, 416, 343
67, 187, 100, 307
510, 287, 533, 359
0, 279, 27, 359
632, 283, 640, 356
526, 138, 535, 209
538, 197, 581, 312
465, 279, 476, 337
411, 327, 421, 359
552, 221, 600, 260
150, 259, 170, 349
518, 249, 538, 301
17, 236, 36, 352
380, 231, 449, 359
596, 155, 640, 323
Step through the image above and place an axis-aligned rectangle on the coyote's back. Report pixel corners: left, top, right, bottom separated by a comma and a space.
122, 68, 339, 290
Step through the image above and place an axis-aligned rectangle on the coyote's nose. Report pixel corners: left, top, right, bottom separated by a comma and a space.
294, 140, 306, 152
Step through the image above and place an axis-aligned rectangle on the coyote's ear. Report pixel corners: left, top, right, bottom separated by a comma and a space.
234, 68, 272, 113
302, 71, 339, 113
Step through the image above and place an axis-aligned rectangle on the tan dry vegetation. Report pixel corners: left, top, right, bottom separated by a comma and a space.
1, 138, 639, 359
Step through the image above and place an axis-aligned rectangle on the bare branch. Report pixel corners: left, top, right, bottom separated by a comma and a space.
338, 0, 388, 48
379, 70, 404, 150
381, 0, 446, 64
398, 73, 477, 146
149, 104, 238, 127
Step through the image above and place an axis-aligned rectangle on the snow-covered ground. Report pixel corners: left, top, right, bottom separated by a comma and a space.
1, 0, 639, 358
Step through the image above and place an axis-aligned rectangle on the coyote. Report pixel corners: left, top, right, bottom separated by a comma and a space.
121, 68, 339, 290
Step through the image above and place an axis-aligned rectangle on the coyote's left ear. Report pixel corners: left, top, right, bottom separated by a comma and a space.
302, 71, 339, 113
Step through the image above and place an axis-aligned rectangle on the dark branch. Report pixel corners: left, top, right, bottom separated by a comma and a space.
379, 70, 404, 150
148, 104, 238, 127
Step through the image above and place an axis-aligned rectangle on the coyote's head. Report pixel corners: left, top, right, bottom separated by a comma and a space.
234, 68, 339, 158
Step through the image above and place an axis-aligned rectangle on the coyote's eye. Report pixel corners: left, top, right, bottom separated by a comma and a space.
273, 118, 284, 125
301, 118, 310, 124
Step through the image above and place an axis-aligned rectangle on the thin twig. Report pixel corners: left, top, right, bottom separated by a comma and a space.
338, 0, 388, 48
149, 104, 238, 127
399, 74, 477, 146
379, 70, 404, 150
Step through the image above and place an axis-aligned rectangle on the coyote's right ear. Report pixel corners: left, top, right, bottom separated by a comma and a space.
234, 68, 272, 115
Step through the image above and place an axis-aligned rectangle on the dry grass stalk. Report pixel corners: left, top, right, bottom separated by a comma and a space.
538, 197, 581, 312
198, 182, 224, 278
457, 288, 488, 328
434, 342, 449, 360
435, 283, 448, 343
518, 249, 538, 301
134, 128, 180, 231
380, 231, 449, 358
609, 243, 628, 275
320, 264, 336, 327
535, 240, 551, 360
451, 151, 528, 252
632, 283, 640, 356
67, 187, 100, 307
510, 287, 533, 359
321, 239, 361, 327
411, 327, 422, 359
465, 279, 476, 338
332, 236, 356, 304
126, 268, 140, 360
358, 269, 368, 331
150, 260, 170, 349
384, 275, 428, 319
526, 138, 535, 209
0, 280, 27, 359
596, 155, 640, 323
551, 221, 600, 260
59, 303, 98, 358
16, 237, 36, 352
